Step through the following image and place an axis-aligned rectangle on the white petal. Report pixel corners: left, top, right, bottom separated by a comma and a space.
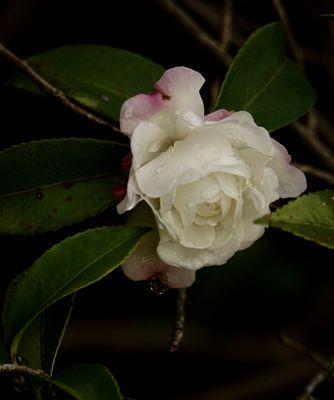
269, 139, 307, 198
157, 236, 239, 270
131, 121, 170, 169
161, 209, 216, 249
117, 171, 141, 214
205, 111, 273, 155
135, 129, 249, 198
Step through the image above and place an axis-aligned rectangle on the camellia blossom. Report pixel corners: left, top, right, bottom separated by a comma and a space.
117, 67, 306, 288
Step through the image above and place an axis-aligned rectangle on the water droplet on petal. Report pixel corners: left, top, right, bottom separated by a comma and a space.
149, 140, 160, 152
124, 106, 134, 119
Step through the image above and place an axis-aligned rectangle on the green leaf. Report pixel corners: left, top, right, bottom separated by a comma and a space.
17, 295, 75, 374
2, 225, 149, 360
256, 190, 334, 248
0, 138, 127, 235
217, 22, 316, 132
322, 13, 334, 18
12, 45, 164, 120
51, 364, 122, 400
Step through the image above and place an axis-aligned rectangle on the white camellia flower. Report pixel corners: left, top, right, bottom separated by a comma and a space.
117, 67, 306, 288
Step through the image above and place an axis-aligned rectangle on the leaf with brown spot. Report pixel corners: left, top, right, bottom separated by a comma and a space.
0, 138, 127, 235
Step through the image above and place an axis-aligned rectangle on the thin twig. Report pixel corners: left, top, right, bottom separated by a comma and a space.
277, 334, 329, 370
271, 0, 334, 170
292, 121, 334, 172
298, 371, 328, 400
0, 363, 49, 379
293, 162, 334, 185
0, 42, 121, 132
220, 0, 233, 55
209, 0, 233, 109
156, 0, 232, 66
313, 110, 334, 148
272, 0, 305, 70
169, 288, 187, 352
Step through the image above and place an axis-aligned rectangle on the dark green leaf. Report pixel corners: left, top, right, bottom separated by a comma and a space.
12, 45, 164, 120
256, 190, 334, 248
52, 364, 122, 400
322, 13, 334, 18
17, 295, 74, 374
217, 23, 316, 131
0, 138, 127, 235
3, 225, 149, 359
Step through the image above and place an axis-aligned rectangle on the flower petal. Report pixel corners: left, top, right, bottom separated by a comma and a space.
120, 92, 165, 135
269, 139, 307, 198
161, 267, 196, 288
135, 129, 249, 198
205, 109, 231, 122
131, 121, 170, 169
207, 111, 273, 155
120, 67, 205, 135
155, 66, 205, 117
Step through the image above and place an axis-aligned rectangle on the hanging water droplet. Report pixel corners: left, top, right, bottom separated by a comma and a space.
149, 277, 170, 295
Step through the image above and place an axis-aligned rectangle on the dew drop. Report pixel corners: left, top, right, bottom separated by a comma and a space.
101, 94, 110, 102
156, 167, 163, 173
149, 277, 170, 295
124, 106, 134, 119
149, 140, 160, 152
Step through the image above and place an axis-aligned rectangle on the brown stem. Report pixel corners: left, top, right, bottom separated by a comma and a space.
0, 42, 121, 132
0, 363, 49, 379
220, 0, 233, 55
298, 371, 328, 400
292, 121, 334, 172
293, 162, 334, 185
169, 288, 187, 352
272, 0, 305, 70
277, 334, 329, 370
156, 0, 232, 67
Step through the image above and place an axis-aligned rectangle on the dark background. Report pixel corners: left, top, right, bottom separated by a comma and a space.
0, 1, 334, 399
